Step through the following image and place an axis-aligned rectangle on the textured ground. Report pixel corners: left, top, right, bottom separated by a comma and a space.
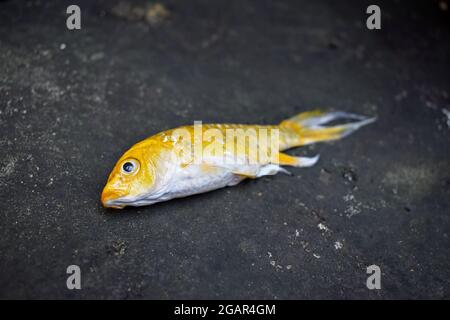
0, 0, 449, 299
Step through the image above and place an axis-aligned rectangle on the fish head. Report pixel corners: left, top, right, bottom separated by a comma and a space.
101, 145, 157, 209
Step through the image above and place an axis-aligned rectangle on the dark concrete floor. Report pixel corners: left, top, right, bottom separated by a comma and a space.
0, 0, 449, 299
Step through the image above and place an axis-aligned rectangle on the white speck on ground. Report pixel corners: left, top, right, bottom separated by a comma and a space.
90, 52, 105, 61
334, 241, 343, 250
0, 156, 17, 178
343, 193, 355, 202
442, 108, 450, 128
318, 223, 330, 232
343, 192, 366, 218
345, 205, 361, 218
313, 253, 321, 259
267, 252, 285, 270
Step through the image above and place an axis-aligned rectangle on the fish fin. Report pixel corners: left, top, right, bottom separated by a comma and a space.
231, 169, 257, 178
280, 110, 376, 147
256, 164, 291, 177
232, 164, 291, 178
277, 152, 320, 168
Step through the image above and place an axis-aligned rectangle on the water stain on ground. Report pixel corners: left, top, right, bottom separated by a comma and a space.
382, 163, 449, 200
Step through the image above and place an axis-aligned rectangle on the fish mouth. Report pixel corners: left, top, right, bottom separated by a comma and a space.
101, 187, 150, 209
103, 203, 125, 209
101, 184, 163, 209
101, 187, 127, 209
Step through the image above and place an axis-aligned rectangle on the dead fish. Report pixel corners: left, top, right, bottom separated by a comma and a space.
101, 110, 375, 209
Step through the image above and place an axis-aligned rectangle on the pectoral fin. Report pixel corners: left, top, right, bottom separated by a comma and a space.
276, 152, 320, 167
231, 169, 258, 178
232, 164, 291, 178
230, 153, 319, 178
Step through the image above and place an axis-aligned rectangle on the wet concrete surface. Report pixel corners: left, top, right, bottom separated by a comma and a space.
0, 0, 449, 299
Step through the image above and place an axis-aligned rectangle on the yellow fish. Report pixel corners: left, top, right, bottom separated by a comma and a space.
101, 110, 375, 209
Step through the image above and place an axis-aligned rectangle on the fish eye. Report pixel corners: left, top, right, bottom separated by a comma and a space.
123, 162, 134, 172
121, 159, 139, 175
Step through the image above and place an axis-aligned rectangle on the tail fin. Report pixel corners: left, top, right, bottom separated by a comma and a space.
279, 110, 376, 147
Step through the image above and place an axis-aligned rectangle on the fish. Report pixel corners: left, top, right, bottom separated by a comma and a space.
101, 110, 376, 209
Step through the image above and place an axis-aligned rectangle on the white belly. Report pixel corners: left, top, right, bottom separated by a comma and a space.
158, 164, 243, 202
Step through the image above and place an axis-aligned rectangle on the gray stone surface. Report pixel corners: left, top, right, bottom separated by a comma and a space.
0, 0, 449, 299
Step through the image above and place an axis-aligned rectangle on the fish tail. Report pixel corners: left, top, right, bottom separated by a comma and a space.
279, 109, 376, 148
